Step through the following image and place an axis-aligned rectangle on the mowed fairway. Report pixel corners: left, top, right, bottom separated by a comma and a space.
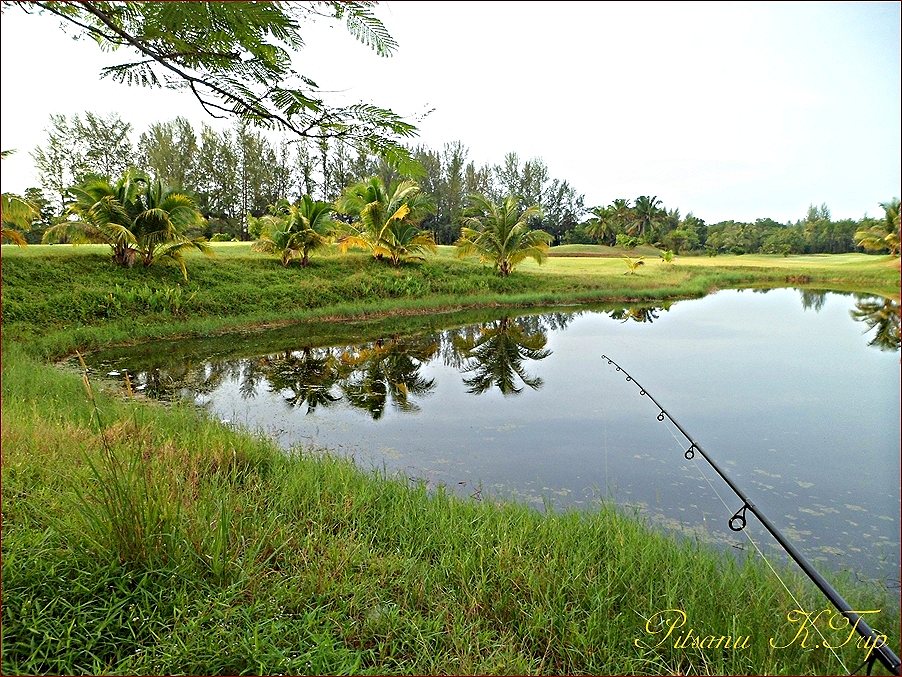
449, 244, 900, 296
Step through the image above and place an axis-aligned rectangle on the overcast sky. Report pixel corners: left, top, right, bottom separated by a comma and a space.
1, 1, 899, 224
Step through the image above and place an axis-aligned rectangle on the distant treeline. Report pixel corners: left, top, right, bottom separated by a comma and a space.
23, 111, 898, 255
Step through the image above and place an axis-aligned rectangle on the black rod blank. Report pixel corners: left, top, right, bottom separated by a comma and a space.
601, 354, 900, 676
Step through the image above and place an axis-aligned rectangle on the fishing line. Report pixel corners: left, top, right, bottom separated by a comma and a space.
662, 417, 852, 673
601, 354, 900, 676
602, 369, 610, 500
657, 414, 850, 669
601, 367, 611, 603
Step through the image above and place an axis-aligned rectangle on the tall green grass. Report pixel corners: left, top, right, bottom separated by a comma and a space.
3, 344, 899, 675
2, 245, 900, 674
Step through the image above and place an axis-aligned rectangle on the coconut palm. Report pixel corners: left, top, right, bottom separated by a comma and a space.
855, 199, 900, 257
130, 176, 210, 276
456, 193, 552, 277
629, 195, 664, 238
45, 171, 142, 265
1, 150, 39, 247
584, 205, 616, 246
44, 169, 209, 279
379, 219, 438, 266
1, 192, 39, 246
252, 195, 334, 267
622, 256, 645, 275
334, 176, 436, 265
610, 198, 633, 223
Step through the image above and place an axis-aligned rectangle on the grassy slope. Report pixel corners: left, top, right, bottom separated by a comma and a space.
3, 244, 898, 360
2, 244, 900, 675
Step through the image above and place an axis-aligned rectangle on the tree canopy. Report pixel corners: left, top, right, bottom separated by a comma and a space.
456, 194, 552, 277
17, 1, 419, 170
43, 169, 209, 279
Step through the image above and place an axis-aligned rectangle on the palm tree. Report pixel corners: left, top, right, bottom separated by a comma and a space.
253, 195, 334, 267
456, 193, 552, 277
44, 169, 210, 279
379, 219, 438, 266
131, 176, 210, 277
610, 198, 633, 224
1, 192, 39, 246
334, 176, 436, 266
583, 205, 616, 246
622, 256, 645, 275
45, 171, 143, 265
855, 199, 900, 257
629, 195, 664, 238
1, 149, 39, 247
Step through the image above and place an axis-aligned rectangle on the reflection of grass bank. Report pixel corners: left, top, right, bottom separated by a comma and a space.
2, 245, 900, 674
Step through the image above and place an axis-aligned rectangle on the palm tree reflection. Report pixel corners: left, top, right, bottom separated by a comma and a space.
851, 296, 900, 352
453, 316, 551, 395
128, 357, 236, 400
262, 348, 342, 414
800, 290, 828, 312
105, 311, 569, 412
339, 336, 439, 419
608, 304, 666, 324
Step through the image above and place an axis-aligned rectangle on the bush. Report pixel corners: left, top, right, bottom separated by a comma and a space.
615, 233, 640, 249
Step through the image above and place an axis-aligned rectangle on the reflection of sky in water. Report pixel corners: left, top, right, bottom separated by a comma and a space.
102, 289, 901, 584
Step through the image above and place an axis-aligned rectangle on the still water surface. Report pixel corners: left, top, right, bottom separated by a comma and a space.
89, 289, 901, 584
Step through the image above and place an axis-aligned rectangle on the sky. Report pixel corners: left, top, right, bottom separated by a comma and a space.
1, 1, 899, 224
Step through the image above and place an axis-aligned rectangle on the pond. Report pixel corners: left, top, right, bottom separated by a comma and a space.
87, 288, 901, 586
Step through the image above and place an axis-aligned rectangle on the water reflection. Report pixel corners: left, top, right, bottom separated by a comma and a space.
339, 337, 439, 419
137, 358, 237, 400
114, 313, 583, 413
454, 316, 551, 395
850, 296, 901, 352
88, 291, 900, 582
105, 293, 898, 412
609, 306, 662, 324
800, 289, 828, 312
263, 348, 343, 414
799, 290, 899, 353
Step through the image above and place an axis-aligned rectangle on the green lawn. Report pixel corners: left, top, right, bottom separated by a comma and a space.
2, 243, 899, 675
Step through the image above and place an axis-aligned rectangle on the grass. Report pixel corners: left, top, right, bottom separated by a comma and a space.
2, 243, 900, 675
3, 243, 898, 361
546, 243, 665, 258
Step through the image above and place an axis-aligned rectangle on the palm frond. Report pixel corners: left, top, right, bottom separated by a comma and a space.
1, 192, 39, 231
1, 227, 28, 246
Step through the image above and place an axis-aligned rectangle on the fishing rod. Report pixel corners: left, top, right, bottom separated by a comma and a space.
601, 354, 901, 676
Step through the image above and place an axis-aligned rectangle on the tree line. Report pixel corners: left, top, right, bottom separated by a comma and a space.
28, 157, 553, 279
23, 112, 583, 247
12, 110, 901, 259
574, 198, 900, 257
